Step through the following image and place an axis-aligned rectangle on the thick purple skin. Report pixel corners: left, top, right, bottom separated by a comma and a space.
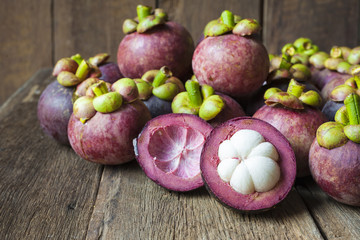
253, 105, 328, 177
37, 80, 74, 145
309, 139, 360, 206
321, 76, 350, 102
200, 117, 296, 212
117, 22, 194, 81
134, 113, 213, 192
321, 100, 344, 121
99, 62, 123, 84
143, 95, 172, 118
311, 67, 351, 91
208, 92, 245, 127
244, 78, 320, 116
192, 34, 269, 98
68, 100, 151, 165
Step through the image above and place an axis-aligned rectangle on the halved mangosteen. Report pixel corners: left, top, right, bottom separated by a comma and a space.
200, 117, 296, 212
134, 113, 213, 192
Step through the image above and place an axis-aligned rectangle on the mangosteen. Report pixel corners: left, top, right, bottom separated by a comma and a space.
192, 11, 269, 98
309, 93, 360, 206
117, 5, 194, 81
200, 117, 296, 212
171, 79, 245, 127
134, 66, 185, 118
134, 113, 213, 192
68, 80, 151, 165
253, 79, 327, 177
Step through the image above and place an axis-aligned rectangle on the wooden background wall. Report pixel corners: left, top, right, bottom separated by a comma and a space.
0, 0, 358, 105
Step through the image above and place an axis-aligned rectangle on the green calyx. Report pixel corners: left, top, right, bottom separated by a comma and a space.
172, 80, 225, 121
73, 96, 96, 124
136, 67, 184, 101
309, 51, 329, 69
204, 10, 260, 37
318, 93, 360, 148
92, 81, 123, 113
264, 79, 322, 109
88, 53, 109, 66
123, 5, 168, 34
329, 68, 360, 102
112, 78, 139, 103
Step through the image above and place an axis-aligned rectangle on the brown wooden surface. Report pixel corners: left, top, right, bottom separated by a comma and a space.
0, 69, 359, 239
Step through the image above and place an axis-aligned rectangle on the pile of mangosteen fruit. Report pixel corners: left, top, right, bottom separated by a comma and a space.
37, 5, 360, 212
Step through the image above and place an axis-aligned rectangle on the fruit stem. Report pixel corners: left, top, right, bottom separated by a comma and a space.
185, 80, 203, 107
71, 54, 83, 65
344, 93, 360, 125
92, 81, 109, 97
137, 5, 152, 22
221, 10, 235, 27
152, 66, 172, 88
75, 60, 90, 80
287, 79, 305, 98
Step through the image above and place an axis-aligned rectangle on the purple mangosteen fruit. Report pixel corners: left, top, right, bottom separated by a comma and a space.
171, 79, 245, 127
309, 93, 360, 206
134, 66, 185, 118
37, 54, 98, 145
192, 11, 269, 98
37, 80, 74, 145
200, 117, 296, 212
68, 80, 151, 165
134, 113, 213, 192
253, 79, 327, 177
98, 62, 123, 84
117, 5, 194, 81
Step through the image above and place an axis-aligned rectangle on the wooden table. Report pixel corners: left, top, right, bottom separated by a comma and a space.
1, 69, 359, 239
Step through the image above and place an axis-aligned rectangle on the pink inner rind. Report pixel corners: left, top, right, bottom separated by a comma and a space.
200, 117, 296, 211
136, 113, 213, 192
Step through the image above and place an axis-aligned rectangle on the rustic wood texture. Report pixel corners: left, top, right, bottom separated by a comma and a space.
297, 178, 360, 240
0, 69, 103, 239
159, 0, 261, 44
0, 1, 52, 106
53, 0, 155, 62
86, 162, 323, 240
263, 0, 360, 54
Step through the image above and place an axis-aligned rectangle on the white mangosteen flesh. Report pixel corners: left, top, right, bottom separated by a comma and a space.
217, 129, 280, 195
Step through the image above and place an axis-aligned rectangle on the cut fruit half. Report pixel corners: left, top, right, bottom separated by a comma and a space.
134, 113, 213, 191
200, 117, 296, 212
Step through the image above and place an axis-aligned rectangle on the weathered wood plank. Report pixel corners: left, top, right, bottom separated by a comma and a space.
0, 69, 103, 239
0, 0, 52, 106
53, 0, 155, 61
86, 162, 323, 239
263, 0, 359, 54
159, 0, 261, 44
297, 177, 360, 240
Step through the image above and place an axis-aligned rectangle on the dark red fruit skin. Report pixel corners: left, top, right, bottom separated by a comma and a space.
321, 100, 344, 121
208, 92, 245, 127
143, 95, 172, 118
68, 100, 151, 165
309, 139, 360, 206
200, 117, 296, 212
117, 22, 194, 81
192, 34, 269, 98
310, 67, 350, 91
253, 105, 328, 177
134, 113, 213, 192
99, 62, 123, 84
37, 80, 74, 145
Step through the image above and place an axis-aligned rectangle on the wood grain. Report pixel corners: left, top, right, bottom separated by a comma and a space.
297, 177, 360, 240
159, 0, 261, 44
53, 0, 156, 62
263, 0, 360, 54
0, 0, 52, 106
86, 162, 323, 239
0, 69, 103, 239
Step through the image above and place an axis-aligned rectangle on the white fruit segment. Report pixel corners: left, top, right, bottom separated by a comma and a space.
217, 129, 280, 195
